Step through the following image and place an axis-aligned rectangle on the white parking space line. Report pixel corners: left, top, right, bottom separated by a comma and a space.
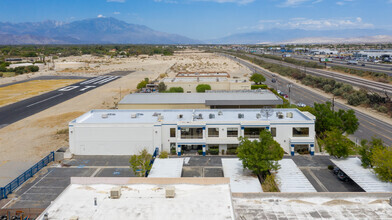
26, 93, 63, 108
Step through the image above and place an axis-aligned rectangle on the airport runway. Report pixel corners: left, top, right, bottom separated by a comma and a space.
0, 72, 129, 129
223, 53, 392, 146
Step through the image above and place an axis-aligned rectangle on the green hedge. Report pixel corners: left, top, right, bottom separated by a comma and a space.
251, 84, 268, 90
166, 87, 184, 93
208, 148, 219, 155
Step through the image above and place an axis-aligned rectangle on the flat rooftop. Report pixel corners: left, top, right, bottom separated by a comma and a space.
176, 72, 229, 78
71, 108, 314, 125
162, 77, 248, 83
119, 90, 282, 106
38, 178, 234, 220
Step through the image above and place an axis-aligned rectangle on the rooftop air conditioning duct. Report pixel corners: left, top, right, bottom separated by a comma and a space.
238, 113, 244, 119
209, 114, 215, 119
218, 111, 223, 116
110, 186, 121, 199
178, 114, 183, 119
256, 113, 261, 119
166, 186, 175, 198
101, 114, 108, 119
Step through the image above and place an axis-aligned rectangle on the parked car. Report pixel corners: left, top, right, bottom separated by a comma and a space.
333, 167, 350, 182
297, 103, 306, 107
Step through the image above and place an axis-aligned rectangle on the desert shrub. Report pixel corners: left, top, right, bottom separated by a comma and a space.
323, 84, 333, 93
157, 82, 167, 92
56, 128, 69, 135
347, 90, 368, 106
377, 105, 388, 113
261, 174, 280, 192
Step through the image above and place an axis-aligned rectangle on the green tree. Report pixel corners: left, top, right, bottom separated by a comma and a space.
250, 73, 266, 84
371, 146, 392, 182
319, 128, 355, 158
313, 102, 358, 135
136, 78, 149, 90
237, 129, 284, 178
158, 82, 167, 92
129, 149, 152, 177
196, 84, 211, 93
359, 137, 386, 168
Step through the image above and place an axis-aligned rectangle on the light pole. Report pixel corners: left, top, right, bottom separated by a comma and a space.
287, 83, 292, 106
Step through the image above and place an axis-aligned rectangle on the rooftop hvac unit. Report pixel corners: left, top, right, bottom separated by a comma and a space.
256, 113, 261, 119
101, 114, 108, 119
153, 112, 161, 117
158, 115, 164, 121
218, 111, 223, 116
110, 186, 121, 199
209, 113, 215, 119
108, 113, 116, 116
165, 186, 175, 198
131, 114, 137, 118
238, 113, 244, 119
197, 113, 203, 119
178, 114, 183, 119
286, 112, 293, 118
277, 112, 284, 119
69, 217, 79, 220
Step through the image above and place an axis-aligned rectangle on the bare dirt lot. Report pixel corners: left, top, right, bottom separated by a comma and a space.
0, 51, 252, 185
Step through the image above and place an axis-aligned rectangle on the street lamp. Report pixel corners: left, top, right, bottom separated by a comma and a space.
287, 83, 292, 106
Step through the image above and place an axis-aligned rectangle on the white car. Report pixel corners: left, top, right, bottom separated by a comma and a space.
297, 103, 306, 107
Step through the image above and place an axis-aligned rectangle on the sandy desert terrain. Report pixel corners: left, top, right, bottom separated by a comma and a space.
0, 51, 252, 167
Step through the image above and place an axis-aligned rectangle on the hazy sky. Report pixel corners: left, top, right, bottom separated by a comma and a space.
0, 0, 391, 40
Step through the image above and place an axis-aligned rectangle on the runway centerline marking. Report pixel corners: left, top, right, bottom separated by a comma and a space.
26, 93, 63, 108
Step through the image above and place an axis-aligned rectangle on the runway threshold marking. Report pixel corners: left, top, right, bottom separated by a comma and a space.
26, 93, 64, 108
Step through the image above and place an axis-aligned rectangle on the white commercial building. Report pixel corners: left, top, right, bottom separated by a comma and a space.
69, 109, 316, 156
354, 50, 392, 59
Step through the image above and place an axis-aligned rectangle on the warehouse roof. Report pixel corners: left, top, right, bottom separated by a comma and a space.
119, 90, 282, 106
71, 108, 314, 125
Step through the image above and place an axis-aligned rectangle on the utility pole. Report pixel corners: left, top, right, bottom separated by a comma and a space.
288, 83, 292, 106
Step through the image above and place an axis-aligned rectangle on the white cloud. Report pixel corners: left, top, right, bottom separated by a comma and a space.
192, 0, 255, 5
336, 0, 354, 6
97, 14, 105, 18
279, 0, 310, 7
113, 12, 121, 15
107, 0, 126, 2
253, 17, 374, 30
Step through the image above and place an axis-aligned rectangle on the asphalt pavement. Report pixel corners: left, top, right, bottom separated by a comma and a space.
0, 71, 131, 129
223, 53, 392, 146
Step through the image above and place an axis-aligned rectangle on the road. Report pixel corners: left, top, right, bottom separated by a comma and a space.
222, 53, 392, 146
0, 71, 130, 128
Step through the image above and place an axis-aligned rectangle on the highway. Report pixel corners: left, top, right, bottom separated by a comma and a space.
221, 53, 392, 146
290, 54, 392, 75
0, 72, 130, 128
248, 54, 392, 95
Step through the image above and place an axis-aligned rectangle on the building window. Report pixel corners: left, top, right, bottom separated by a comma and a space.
180, 127, 203, 139
170, 128, 176, 138
271, 127, 276, 137
227, 128, 238, 137
244, 127, 265, 138
208, 128, 219, 137
292, 127, 309, 137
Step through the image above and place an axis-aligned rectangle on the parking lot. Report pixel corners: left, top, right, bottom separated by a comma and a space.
2, 155, 365, 210
289, 155, 364, 192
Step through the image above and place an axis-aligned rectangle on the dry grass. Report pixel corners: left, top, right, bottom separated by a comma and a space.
0, 79, 83, 107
